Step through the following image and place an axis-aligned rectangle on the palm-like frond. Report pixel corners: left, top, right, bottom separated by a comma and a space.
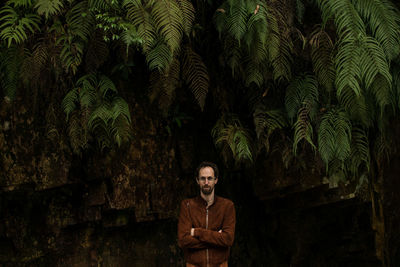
335, 37, 362, 97
62, 73, 132, 151
0, 5, 41, 47
182, 46, 209, 110
174, 0, 195, 36
310, 28, 335, 92
146, 36, 173, 71
253, 105, 288, 153
151, 0, 183, 54
348, 125, 370, 175
212, 114, 254, 164
149, 57, 180, 113
7, 0, 34, 8
266, 3, 293, 81
285, 73, 319, 121
35, 0, 64, 19
293, 104, 316, 155
0, 45, 24, 99
316, 0, 365, 39
352, 0, 400, 60
124, 0, 157, 52
318, 108, 352, 168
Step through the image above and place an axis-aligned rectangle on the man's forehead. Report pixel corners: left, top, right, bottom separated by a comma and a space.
199, 167, 215, 176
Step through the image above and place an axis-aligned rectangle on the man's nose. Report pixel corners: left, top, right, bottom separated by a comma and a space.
205, 179, 209, 185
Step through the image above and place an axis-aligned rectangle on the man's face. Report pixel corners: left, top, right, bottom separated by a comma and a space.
197, 167, 218, 195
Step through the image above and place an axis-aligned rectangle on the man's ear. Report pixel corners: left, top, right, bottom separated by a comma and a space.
196, 178, 200, 185
215, 178, 218, 184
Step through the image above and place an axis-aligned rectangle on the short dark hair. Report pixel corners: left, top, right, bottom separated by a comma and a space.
195, 161, 219, 179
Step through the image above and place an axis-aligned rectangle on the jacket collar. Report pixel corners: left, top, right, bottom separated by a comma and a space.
196, 195, 218, 207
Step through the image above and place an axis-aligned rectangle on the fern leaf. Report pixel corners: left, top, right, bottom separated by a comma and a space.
293, 104, 316, 155
212, 114, 254, 164
285, 73, 319, 121
35, 0, 64, 19
318, 108, 352, 167
348, 125, 370, 174
7, 0, 34, 8
0, 6, 41, 47
182, 46, 209, 110
335, 37, 362, 97
352, 0, 400, 59
310, 28, 335, 92
174, 0, 195, 36
146, 37, 173, 71
124, 0, 157, 52
149, 57, 180, 113
151, 0, 183, 53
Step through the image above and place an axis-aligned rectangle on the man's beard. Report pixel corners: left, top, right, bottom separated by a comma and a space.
201, 185, 214, 195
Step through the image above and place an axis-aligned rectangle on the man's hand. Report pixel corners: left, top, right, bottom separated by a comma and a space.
192, 228, 222, 236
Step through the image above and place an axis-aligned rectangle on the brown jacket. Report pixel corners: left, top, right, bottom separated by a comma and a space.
178, 195, 236, 267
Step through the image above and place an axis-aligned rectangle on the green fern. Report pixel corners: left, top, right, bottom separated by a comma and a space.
182, 46, 209, 110
212, 114, 254, 164
352, 0, 400, 60
348, 125, 370, 175
285, 73, 319, 121
253, 105, 288, 153
318, 108, 352, 168
124, 0, 157, 52
146, 36, 173, 71
62, 73, 132, 151
174, 0, 195, 36
293, 104, 316, 155
0, 45, 24, 99
310, 28, 335, 92
0, 5, 41, 47
149, 57, 180, 113
7, 0, 34, 8
35, 0, 64, 19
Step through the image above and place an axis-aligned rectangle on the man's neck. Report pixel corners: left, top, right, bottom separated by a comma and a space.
200, 191, 215, 207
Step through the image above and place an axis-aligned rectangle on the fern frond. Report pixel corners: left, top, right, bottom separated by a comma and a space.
318, 108, 352, 168
212, 114, 254, 164
295, 0, 305, 24
149, 57, 180, 113
266, 3, 293, 81
310, 28, 335, 92
182, 46, 209, 110
285, 73, 319, 121
352, 0, 400, 59
174, 0, 195, 36
124, 0, 157, 52
146, 37, 173, 71
293, 104, 316, 155
62, 88, 79, 120
35, 0, 64, 19
253, 107, 288, 139
151, 0, 183, 53
335, 37, 362, 97
0, 45, 24, 99
348, 125, 370, 175
7, 0, 33, 7
316, 0, 365, 39
0, 6, 41, 47
337, 86, 371, 126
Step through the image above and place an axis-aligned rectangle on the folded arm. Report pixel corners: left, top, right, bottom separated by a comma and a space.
193, 201, 235, 247
177, 200, 208, 249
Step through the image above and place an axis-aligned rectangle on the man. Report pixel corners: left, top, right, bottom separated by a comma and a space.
178, 162, 236, 267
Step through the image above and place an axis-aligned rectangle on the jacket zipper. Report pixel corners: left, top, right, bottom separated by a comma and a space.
206, 207, 209, 267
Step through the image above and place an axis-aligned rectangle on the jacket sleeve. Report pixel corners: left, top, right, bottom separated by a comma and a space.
177, 200, 208, 249
194, 201, 235, 247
